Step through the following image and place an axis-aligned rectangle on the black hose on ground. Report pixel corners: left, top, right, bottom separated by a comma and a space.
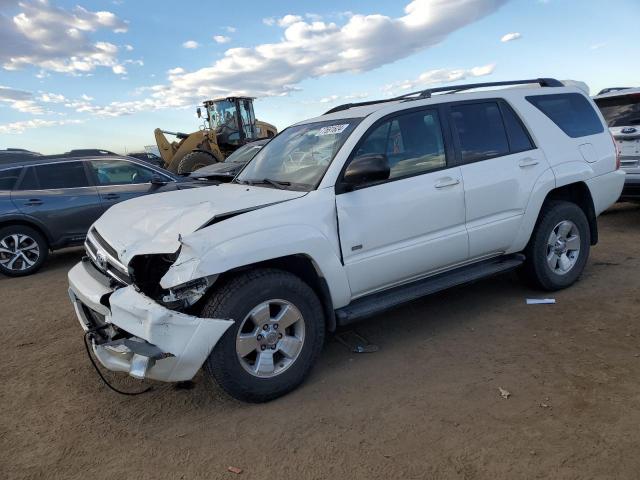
83, 328, 151, 396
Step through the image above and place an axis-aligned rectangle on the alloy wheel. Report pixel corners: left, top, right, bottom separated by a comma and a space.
546, 220, 580, 275
236, 299, 306, 378
0, 233, 40, 272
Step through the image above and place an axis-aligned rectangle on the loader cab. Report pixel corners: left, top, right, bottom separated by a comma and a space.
202, 97, 259, 148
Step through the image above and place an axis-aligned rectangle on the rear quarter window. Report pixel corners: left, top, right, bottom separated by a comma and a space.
0, 168, 21, 191
526, 93, 604, 138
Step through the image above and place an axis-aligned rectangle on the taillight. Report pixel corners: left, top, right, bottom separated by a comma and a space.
611, 132, 621, 169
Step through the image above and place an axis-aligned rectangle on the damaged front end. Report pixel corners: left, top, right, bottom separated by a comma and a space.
70, 232, 232, 382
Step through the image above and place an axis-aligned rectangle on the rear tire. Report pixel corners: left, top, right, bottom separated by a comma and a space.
0, 225, 48, 277
520, 201, 590, 291
176, 151, 218, 174
202, 269, 325, 403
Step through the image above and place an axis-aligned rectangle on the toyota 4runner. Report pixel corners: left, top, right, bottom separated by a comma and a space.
68, 78, 624, 402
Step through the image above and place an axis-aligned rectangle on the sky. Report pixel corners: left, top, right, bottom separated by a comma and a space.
0, 0, 638, 154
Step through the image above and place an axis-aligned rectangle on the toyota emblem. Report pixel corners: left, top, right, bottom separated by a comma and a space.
96, 251, 108, 271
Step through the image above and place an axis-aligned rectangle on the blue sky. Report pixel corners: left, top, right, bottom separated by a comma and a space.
0, 0, 638, 154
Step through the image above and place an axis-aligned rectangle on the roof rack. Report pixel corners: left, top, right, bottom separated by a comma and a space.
324, 78, 564, 115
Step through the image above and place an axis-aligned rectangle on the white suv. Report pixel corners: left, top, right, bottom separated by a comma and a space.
68, 78, 624, 402
594, 87, 640, 201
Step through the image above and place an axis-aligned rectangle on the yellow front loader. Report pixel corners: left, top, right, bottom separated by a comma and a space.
155, 97, 277, 174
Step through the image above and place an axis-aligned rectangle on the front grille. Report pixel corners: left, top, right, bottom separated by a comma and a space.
91, 228, 120, 259
85, 229, 131, 285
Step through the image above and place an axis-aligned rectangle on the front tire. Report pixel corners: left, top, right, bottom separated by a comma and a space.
0, 225, 48, 277
520, 201, 590, 291
202, 269, 325, 402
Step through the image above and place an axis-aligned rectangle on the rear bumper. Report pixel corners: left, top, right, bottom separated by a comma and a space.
68, 260, 233, 382
620, 173, 640, 201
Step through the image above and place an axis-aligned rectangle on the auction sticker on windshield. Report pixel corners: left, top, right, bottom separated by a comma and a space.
316, 124, 349, 136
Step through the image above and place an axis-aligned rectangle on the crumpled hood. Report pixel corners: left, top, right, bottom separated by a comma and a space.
92, 183, 306, 264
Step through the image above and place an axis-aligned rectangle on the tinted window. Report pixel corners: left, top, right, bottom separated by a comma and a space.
16, 167, 38, 190
501, 103, 534, 152
353, 109, 446, 179
594, 94, 640, 127
0, 168, 21, 191
527, 93, 604, 138
451, 102, 509, 163
35, 162, 89, 189
89, 160, 159, 185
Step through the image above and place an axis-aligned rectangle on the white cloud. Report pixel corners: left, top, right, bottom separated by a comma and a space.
590, 42, 606, 50
182, 40, 199, 49
500, 32, 521, 42
383, 63, 496, 94
0, 85, 47, 114
225, 26, 236, 33
39, 93, 67, 103
213, 35, 230, 44
112, 64, 127, 74
0, 0, 128, 74
0, 118, 83, 134
148, 0, 507, 106
124, 44, 134, 51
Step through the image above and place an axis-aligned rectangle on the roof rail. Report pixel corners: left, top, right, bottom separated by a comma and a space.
324, 78, 564, 115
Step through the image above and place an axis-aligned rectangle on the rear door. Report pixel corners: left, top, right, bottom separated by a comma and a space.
336, 107, 468, 297
87, 159, 177, 211
448, 100, 548, 259
12, 161, 102, 245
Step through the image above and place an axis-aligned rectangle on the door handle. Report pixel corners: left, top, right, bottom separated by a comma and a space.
434, 177, 460, 189
519, 158, 539, 168
23, 199, 43, 206
103, 193, 120, 200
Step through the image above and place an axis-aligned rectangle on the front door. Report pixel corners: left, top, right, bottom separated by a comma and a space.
336, 108, 468, 298
87, 159, 175, 211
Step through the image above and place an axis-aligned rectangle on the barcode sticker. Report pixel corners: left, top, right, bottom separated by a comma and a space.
316, 124, 349, 136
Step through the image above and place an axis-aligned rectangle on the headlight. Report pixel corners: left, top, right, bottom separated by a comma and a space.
161, 276, 216, 308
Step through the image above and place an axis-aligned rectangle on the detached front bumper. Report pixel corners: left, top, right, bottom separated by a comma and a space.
68, 260, 233, 382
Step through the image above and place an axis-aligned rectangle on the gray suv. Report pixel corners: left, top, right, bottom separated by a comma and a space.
0, 155, 196, 276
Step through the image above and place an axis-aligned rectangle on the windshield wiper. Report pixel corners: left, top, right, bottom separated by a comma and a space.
238, 178, 291, 189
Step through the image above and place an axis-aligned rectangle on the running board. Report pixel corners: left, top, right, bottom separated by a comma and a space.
335, 254, 525, 326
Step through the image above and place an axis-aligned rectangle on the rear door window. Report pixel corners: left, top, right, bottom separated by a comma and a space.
15, 167, 38, 190
594, 93, 640, 127
450, 102, 510, 163
527, 93, 604, 138
0, 168, 21, 190
501, 103, 534, 153
34, 162, 89, 189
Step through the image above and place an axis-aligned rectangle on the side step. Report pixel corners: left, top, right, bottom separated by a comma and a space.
335, 254, 525, 326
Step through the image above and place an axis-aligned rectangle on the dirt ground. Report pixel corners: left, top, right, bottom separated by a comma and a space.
2, 203, 640, 480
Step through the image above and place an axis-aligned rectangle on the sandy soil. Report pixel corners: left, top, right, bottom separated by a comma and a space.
2, 203, 640, 480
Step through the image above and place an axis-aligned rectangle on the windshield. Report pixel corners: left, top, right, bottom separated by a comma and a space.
236, 119, 360, 190
226, 143, 264, 163
595, 94, 640, 127
208, 100, 238, 130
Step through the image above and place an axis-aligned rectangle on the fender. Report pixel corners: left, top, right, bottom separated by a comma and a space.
510, 161, 599, 252
160, 190, 352, 309
0, 212, 53, 244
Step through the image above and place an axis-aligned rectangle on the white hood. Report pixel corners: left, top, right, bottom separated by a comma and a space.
92, 183, 306, 264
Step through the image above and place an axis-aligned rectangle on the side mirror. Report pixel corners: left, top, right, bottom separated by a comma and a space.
196, 107, 202, 118
150, 174, 168, 185
342, 153, 390, 189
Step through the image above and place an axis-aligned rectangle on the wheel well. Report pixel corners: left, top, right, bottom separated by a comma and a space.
0, 219, 51, 248
217, 254, 337, 332
544, 182, 598, 245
